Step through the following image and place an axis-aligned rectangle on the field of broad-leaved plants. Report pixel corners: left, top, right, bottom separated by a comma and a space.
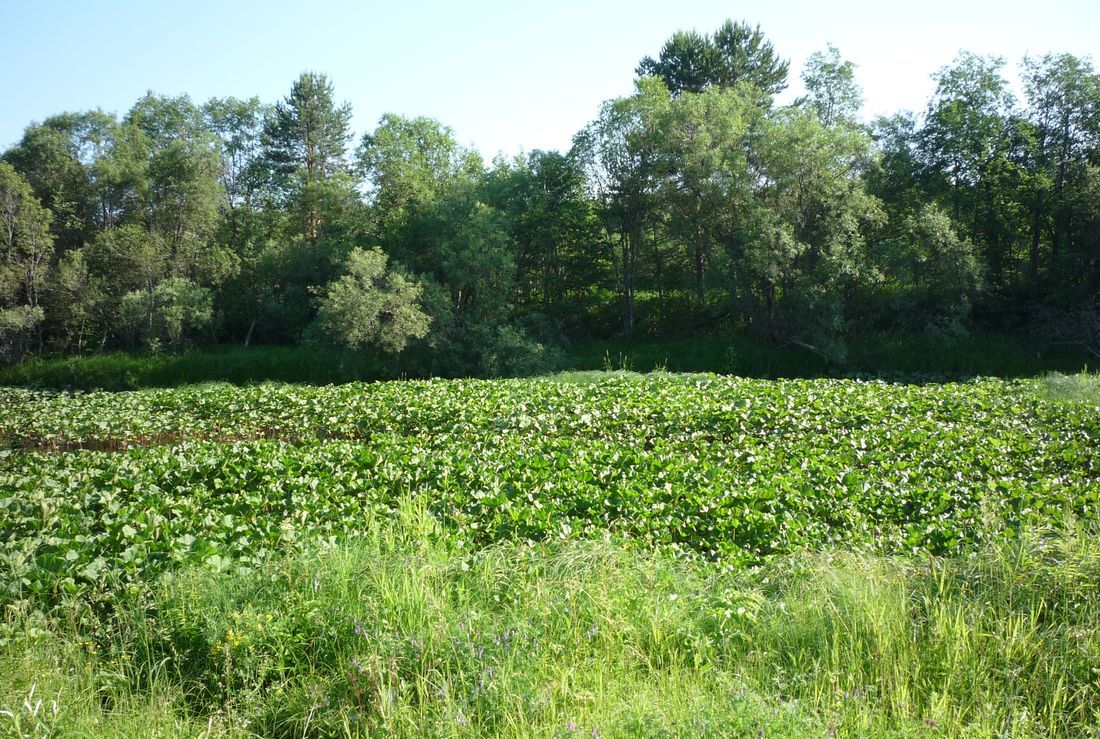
1, 374, 1098, 738
2, 374, 1097, 603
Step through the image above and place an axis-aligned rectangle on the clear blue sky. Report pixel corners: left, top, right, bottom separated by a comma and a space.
2, 0, 1097, 159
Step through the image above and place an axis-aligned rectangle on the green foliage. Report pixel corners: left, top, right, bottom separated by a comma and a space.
310, 247, 431, 353
2, 41, 1100, 370
736, 108, 885, 356
86, 225, 164, 296
1, 110, 119, 253
636, 19, 789, 97
263, 72, 352, 185
1019, 54, 1100, 299
916, 53, 1023, 290
474, 324, 564, 377
2, 517, 1099, 736
573, 77, 671, 332
0, 306, 43, 363
1039, 371, 1100, 407
2, 374, 1098, 604
0, 162, 55, 307
357, 114, 556, 375
878, 203, 983, 332
482, 150, 610, 320
50, 249, 102, 351
119, 277, 213, 351
0, 332, 1093, 391
153, 277, 213, 349
800, 44, 863, 126
0, 371, 1098, 736
359, 114, 482, 236
651, 84, 761, 305
0, 346, 386, 390
0, 162, 53, 360
5, 35, 1100, 736
262, 72, 359, 252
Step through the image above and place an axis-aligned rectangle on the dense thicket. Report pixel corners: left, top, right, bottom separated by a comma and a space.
2, 23, 1098, 372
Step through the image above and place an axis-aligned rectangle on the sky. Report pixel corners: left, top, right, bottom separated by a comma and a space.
2, 0, 1098, 160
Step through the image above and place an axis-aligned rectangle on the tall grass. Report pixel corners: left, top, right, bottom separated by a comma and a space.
1040, 371, 1100, 406
1, 332, 1093, 391
565, 332, 1093, 381
3, 505, 1097, 737
0, 346, 386, 391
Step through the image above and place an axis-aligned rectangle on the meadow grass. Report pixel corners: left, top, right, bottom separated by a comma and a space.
1040, 370, 1100, 406
2, 503, 1097, 738
0, 346, 379, 391
565, 332, 1093, 380
0, 332, 1092, 391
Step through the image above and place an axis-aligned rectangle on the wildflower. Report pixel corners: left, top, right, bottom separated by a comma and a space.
456, 709, 467, 727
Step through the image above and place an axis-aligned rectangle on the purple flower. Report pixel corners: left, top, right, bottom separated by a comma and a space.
456, 710, 467, 726
567, 720, 576, 731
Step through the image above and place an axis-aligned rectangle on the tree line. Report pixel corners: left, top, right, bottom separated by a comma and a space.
2, 20, 1098, 372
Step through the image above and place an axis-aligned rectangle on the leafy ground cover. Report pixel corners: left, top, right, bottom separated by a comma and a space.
1, 372, 1098, 736
2, 375, 1098, 597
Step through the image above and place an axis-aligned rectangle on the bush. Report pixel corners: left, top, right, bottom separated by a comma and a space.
476, 324, 564, 377
309, 248, 431, 354
120, 278, 213, 351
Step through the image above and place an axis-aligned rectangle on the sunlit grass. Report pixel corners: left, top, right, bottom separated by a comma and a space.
1040, 370, 1100, 407
3, 505, 1098, 737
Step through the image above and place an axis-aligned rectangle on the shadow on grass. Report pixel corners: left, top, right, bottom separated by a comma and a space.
0, 332, 1092, 391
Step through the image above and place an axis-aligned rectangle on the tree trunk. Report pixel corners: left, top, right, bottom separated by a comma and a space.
1028, 210, 1042, 300
1085, 250, 1100, 299
621, 229, 637, 333
244, 318, 258, 348
653, 226, 665, 324
695, 246, 707, 305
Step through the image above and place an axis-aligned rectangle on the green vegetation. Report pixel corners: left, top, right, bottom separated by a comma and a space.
1, 373, 1099, 735
0, 332, 1093, 392
3, 22, 1099, 374
0, 346, 385, 391
1041, 371, 1100, 406
2, 508, 1098, 737
3, 17, 1099, 733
